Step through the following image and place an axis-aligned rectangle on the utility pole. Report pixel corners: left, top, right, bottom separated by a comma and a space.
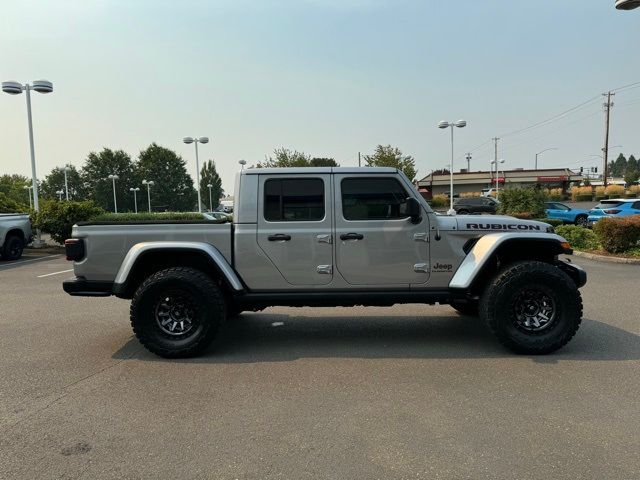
358, 151, 361, 167
465, 152, 471, 171
602, 92, 615, 187
492, 137, 499, 179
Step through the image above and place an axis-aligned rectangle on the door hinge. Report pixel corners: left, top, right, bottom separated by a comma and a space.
316, 234, 332, 244
413, 232, 428, 242
317, 265, 333, 274
413, 263, 428, 273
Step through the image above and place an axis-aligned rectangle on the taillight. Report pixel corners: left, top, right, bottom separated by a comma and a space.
603, 209, 621, 214
64, 238, 85, 261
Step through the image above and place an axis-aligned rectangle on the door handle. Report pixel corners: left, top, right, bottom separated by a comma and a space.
340, 233, 364, 241
268, 234, 291, 241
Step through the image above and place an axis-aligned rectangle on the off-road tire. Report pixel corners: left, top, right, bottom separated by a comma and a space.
451, 301, 479, 316
480, 261, 582, 354
457, 209, 470, 215
574, 214, 588, 227
130, 267, 225, 358
1, 235, 24, 261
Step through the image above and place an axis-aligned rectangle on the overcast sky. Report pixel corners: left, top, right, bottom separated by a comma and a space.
1, 0, 639, 193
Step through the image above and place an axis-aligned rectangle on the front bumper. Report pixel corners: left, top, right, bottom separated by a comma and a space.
556, 260, 587, 289
63, 277, 113, 297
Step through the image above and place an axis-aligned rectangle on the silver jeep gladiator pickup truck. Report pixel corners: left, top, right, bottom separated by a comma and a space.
63, 167, 586, 358
1, 213, 32, 260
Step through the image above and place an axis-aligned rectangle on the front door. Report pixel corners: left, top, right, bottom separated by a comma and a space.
333, 174, 430, 286
257, 174, 333, 285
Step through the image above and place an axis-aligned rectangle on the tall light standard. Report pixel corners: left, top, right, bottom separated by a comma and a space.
534, 148, 558, 170
130, 187, 140, 213
59, 165, 70, 200
142, 180, 154, 213
239, 159, 247, 170
23, 185, 33, 210
491, 159, 505, 199
437, 119, 467, 214
207, 183, 213, 211
183, 136, 209, 213
108, 174, 119, 213
56, 189, 64, 201
3, 79, 53, 246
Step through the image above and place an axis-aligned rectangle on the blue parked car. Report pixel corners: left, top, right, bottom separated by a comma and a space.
545, 202, 590, 227
587, 198, 640, 226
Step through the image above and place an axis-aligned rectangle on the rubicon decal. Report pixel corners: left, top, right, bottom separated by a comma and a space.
466, 223, 541, 231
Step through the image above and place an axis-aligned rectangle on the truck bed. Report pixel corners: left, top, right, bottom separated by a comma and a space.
71, 221, 232, 282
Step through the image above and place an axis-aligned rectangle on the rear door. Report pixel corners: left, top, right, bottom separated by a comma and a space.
333, 174, 430, 286
257, 174, 333, 285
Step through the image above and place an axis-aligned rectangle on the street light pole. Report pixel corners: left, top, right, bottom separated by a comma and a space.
142, 180, 154, 213
535, 148, 558, 170
130, 187, 140, 213
23, 185, 33, 210
108, 174, 119, 213
491, 159, 505, 199
437, 119, 467, 214
207, 183, 213, 212
183, 136, 209, 213
60, 165, 70, 200
3, 79, 53, 247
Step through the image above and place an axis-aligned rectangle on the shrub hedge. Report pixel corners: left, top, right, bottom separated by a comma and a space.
33, 200, 105, 244
555, 225, 600, 250
429, 194, 449, 208
593, 215, 640, 253
496, 187, 547, 218
92, 212, 212, 222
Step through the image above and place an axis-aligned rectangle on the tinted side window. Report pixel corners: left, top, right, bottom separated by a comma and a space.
342, 177, 409, 220
632, 201, 640, 210
264, 178, 324, 221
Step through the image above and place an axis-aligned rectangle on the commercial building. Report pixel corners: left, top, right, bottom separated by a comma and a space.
417, 168, 583, 198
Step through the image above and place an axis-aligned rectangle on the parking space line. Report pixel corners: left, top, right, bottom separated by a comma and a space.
0, 254, 62, 269
37, 269, 74, 278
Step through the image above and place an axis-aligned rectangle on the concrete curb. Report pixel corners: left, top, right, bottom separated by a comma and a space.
573, 250, 640, 265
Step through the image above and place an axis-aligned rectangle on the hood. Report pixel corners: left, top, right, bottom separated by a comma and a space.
454, 215, 553, 233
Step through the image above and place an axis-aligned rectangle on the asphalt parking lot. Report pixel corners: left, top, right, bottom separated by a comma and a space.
0, 253, 638, 479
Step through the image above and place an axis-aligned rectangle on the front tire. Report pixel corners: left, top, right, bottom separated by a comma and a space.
1, 235, 24, 260
480, 261, 582, 354
574, 214, 588, 227
130, 267, 225, 358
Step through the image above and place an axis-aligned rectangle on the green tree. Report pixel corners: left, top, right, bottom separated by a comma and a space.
40, 165, 87, 201
310, 157, 339, 167
0, 174, 31, 205
627, 154, 638, 172
624, 168, 640, 186
609, 153, 627, 177
200, 159, 224, 211
0, 191, 28, 213
260, 148, 311, 168
81, 148, 137, 211
363, 145, 417, 180
137, 143, 197, 211
432, 169, 451, 176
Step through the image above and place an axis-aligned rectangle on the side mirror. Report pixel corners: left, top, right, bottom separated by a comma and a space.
405, 197, 422, 224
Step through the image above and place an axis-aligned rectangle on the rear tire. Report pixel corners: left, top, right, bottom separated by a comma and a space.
479, 261, 582, 354
1, 235, 24, 261
130, 267, 225, 358
457, 209, 469, 215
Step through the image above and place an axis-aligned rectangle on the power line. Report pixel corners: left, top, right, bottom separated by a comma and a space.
611, 80, 640, 93
499, 95, 601, 139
